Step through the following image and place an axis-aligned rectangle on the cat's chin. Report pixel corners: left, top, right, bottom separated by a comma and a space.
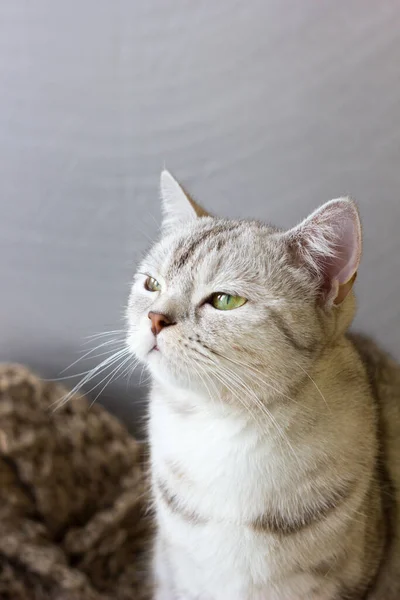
149, 365, 188, 389
146, 353, 202, 392
146, 348, 175, 374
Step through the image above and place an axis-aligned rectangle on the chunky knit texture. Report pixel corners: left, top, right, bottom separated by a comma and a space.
0, 363, 151, 600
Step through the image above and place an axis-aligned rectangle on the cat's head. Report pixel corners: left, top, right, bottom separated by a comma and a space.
127, 171, 361, 404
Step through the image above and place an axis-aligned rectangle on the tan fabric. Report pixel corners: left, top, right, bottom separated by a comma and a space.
0, 364, 151, 600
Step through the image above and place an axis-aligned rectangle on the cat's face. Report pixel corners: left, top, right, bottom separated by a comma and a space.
126, 171, 361, 405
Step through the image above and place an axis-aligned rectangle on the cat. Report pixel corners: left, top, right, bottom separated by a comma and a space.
126, 170, 400, 600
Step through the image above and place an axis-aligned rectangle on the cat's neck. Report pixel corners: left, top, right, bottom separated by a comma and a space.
149, 338, 376, 528
149, 364, 319, 439
149, 376, 317, 478
149, 335, 374, 479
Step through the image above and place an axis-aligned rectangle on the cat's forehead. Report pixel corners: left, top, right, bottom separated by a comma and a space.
142, 217, 282, 290
166, 219, 246, 274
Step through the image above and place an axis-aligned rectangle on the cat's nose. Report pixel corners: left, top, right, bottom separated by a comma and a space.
148, 311, 176, 336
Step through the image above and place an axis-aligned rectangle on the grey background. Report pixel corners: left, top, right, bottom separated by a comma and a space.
1, 1, 400, 430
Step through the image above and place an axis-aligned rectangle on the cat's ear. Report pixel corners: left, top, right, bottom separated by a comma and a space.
286, 198, 362, 306
160, 170, 209, 232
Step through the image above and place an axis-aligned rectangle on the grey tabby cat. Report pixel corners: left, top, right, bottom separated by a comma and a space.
127, 171, 400, 600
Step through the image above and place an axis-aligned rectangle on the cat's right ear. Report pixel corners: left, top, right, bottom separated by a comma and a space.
160, 170, 210, 233
285, 198, 362, 307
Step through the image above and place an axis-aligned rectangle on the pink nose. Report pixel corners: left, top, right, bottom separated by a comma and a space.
148, 311, 176, 336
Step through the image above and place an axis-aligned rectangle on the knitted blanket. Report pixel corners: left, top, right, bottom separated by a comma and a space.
0, 364, 152, 600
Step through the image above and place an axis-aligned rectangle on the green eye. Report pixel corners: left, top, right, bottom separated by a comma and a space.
210, 293, 247, 311
145, 276, 161, 292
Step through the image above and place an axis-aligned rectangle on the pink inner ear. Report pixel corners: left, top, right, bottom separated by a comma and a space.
325, 211, 360, 285
292, 199, 362, 303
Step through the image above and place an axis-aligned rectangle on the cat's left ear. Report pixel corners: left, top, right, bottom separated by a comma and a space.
160, 170, 210, 232
286, 198, 362, 307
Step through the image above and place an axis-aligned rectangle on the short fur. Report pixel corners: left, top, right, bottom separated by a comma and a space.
127, 171, 400, 600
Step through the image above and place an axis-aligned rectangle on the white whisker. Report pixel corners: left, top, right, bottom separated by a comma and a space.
51, 348, 129, 411
89, 354, 134, 408
83, 329, 125, 341
60, 338, 124, 374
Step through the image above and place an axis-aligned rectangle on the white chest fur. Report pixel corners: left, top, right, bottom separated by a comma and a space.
149, 387, 344, 600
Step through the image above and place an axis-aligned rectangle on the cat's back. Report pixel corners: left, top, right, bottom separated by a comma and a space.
348, 332, 400, 599
348, 332, 400, 446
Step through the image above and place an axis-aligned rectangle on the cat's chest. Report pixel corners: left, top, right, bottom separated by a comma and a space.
150, 392, 341, 599
149, 390, 299, 522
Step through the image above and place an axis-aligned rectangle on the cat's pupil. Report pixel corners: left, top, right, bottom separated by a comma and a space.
210, 293, 247, 310
216, 293, 231, 308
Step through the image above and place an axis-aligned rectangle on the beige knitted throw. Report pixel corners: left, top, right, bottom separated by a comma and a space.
0, 364, 152, 600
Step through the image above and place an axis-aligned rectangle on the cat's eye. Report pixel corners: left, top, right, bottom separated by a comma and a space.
144, 276, 161, 292
209, 293, 247, 311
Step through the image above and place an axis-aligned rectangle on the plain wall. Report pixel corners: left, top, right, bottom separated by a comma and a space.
1, 1, 400, 429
